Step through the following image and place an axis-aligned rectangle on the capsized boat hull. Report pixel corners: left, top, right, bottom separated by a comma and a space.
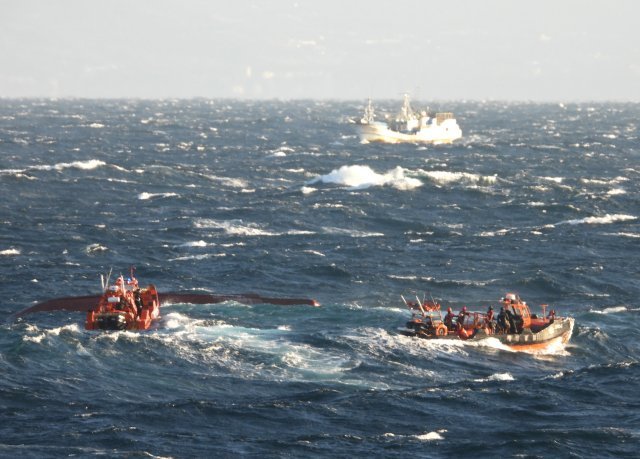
399, 317, 574, 352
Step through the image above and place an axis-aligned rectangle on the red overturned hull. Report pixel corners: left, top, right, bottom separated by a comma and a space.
158, 292, 320, 307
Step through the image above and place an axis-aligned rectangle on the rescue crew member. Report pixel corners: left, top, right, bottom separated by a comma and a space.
486, 305, 495, 330
457, 306, 468, 328
444, 307, 455, 330
497, 307, 508, 333
505, 307, 518, 333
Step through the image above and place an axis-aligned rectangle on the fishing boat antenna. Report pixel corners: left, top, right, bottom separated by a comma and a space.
415, 295, 426, 316
103, 267, 113, 292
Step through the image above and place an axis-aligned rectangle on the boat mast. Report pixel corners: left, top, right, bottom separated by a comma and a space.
361, 98, 375, 124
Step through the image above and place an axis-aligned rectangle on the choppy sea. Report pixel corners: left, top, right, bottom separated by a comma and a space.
1, 99, 639, 458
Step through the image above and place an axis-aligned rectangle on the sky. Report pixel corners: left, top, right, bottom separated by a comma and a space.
1, 0, 639, 101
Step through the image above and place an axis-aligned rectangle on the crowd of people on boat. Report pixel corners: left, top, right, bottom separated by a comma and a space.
406, 293, 557, 337
441, 304, 555, 335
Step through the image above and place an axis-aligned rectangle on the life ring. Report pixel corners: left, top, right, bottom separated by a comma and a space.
436, 324, 447, 336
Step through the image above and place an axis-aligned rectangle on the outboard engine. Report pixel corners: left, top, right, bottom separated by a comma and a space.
95, 312, 127, 330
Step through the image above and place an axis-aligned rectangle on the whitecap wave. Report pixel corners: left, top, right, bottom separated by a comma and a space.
0, 248, 20, 256
195, 219, 278, 236
194, 219, 314, 238
0, 169, 35, 179
85, 243, 108, 254
322, 226, 384, 238
202, 174, 248, 188
22, 323, 82, 344
310, 165, 422, 190
418, 169, 497, 186
32, 159, 106, 171
138, 192, 179, 200
478, 229, 510, 237
413, 431, 445, 441
179, 240, 210, 248
557, 214, 636, 226
474, 372, 515, 382
604, 232, 640, 238
590, 306, 627, 314
168, 253, 226, 261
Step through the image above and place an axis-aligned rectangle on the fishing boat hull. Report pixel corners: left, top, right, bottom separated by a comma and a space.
399, 317, 574, 353
359, 121, 462, 144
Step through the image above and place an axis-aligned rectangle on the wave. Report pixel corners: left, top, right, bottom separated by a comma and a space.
310, 165, 422, 190
589, 306, 627, 315
195, 219, 278, 236
413, 431, 446, 441
0, 169, 36, 180
418, 169, 497, 186
138, 192, 179, 200
0, 248, 20, 256
478, 229, 511, 237
382, 430, 447, 442
194, 219, 313, 237
556, 214, 636, 226
21, 323, 82, 344
168, 253, 226, 261
388, 275, 498, 287
31, 159, 107, 171
541, 176, 564, 184
201, 174, 248, 188
1, 160, 107, 177
322, 226, 384, 238
178, 240, 210, 248
581, 176, 628, 186
473, 372, 515, 382
85, 243, 108, 254
604, 232, 640, 238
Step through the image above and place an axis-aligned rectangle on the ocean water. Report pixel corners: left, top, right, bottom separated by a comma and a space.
1, 99, 639, 458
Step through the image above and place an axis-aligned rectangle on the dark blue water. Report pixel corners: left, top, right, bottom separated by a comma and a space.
1, 99, 639, 458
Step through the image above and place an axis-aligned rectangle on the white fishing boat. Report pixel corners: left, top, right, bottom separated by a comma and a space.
357, 95, 462, 144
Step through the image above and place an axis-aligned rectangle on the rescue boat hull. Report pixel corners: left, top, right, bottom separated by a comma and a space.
85, 284, 160, 331
399, 317, 574, 353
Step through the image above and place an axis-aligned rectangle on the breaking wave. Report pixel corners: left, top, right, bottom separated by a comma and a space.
557, 214, 636, 226
418, 169, 498, 186
310, 165, 422, 190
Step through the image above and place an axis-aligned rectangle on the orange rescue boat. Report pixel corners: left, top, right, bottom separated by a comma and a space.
85, 273, 160, 331
399, 292, 574, 352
